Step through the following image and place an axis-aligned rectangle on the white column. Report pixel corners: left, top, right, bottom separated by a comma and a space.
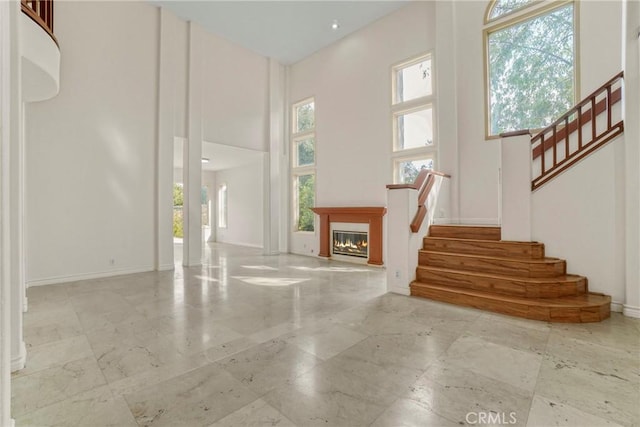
155, 7, 176, 271
500, 134, 532, 241
623, 0, 640, 318
185, 22, 203, 266
9, 0, 24, 372
0, 0, 14, 422
280, 66, 291, 253
435, 0, 460, 222
265, 59, 285, 255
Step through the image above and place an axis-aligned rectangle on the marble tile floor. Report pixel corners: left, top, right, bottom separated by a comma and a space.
11, 243, 640, 426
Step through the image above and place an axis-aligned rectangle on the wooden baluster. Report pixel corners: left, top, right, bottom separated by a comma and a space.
540, 135, 545, 176
577, 104, 582, 150
591, 97, 597, 143
564, 116, 569, 159
552, 126, 557, 168
606, 85, 612, 130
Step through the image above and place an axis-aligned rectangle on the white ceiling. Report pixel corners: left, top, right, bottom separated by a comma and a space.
151, 0, 410, 65
174, 141, 264, 172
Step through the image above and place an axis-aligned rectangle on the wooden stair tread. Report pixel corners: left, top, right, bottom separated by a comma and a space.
419, 250, 560, 264
417, 265, 584, 284
425, 236, 540, 245
411, 282, 609, 308
423, 237, 545, 259
414, 225, 611, 322
429, 225, 501, 241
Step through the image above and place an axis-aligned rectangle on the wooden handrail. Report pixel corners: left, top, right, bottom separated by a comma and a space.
386, 169, 430, 190
530, 72, 624, 190
532, 87, 622, 159
21, 0, 57, 46
387, 169, 451, 233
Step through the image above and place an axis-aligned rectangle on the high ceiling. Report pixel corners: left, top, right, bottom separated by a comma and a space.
174, 141, 264, 172
151, 0, 410, 65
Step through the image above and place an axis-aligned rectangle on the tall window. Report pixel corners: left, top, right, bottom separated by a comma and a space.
217, 183, 227, 228
291, 98, 315, 232
484, 0, 577, 137
392, 53, 436, 184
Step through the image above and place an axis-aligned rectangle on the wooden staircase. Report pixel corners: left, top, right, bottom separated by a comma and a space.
410, 225, 611, 323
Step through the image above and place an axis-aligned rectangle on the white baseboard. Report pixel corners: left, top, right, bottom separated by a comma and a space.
157, 263, 174, 272
432, 217, 500, 226
623, 304, 640, 318
11, 341, 26, 372
388, 285, 410, 296
26, 265, 155, 287
611, 302, 624, 313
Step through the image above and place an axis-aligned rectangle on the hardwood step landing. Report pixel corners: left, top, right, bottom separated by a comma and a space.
419, 250, 566, 278
410, 282, 611, 323
429, 225, 501, 241
416, 266, 587, 298
423, 237, 545, 259
410, 224, 612, 323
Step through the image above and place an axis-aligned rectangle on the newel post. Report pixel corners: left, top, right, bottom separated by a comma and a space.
386, 188, 418, 295
500, 131, 533, 241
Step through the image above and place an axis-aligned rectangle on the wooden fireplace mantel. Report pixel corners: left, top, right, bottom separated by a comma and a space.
311, 207, 387, 265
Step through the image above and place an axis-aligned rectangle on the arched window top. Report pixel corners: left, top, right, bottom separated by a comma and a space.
483, 0, 577, 137
485, 0, 536, 23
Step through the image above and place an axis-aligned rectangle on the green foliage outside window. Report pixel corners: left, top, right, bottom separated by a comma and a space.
488, 3, 574, 135
488, 0, 535, 20
296, 138, 315, 166
296, 102, 315, 133
297, 174, 315, 232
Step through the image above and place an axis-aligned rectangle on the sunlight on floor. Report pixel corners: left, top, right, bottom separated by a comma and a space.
232, 276, 311, 287
289, 266, 370, 273
241, 265, 279, 271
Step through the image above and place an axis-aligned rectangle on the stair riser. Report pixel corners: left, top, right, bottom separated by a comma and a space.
419, 252, 566, 278
429, 226, 501, 241
410, 285, 610, 323
416, 269, 586, 298
423, 238, 545, 259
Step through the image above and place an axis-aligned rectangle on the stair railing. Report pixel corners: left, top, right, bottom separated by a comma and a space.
385, 169, 450, 295
531, 72, 624, 190
21, 0, 57, 46
387, 169, 451, 232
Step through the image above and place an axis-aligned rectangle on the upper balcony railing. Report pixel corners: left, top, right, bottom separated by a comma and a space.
530, 72, 624, 190
21, 0, 57, 46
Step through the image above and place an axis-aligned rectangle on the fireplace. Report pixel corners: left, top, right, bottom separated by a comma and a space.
333, 231, 368, 258
311, 207, 386, 265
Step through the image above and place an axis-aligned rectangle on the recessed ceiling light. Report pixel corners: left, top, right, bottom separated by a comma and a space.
201, 158, 210, 163
331, 19, 340, 30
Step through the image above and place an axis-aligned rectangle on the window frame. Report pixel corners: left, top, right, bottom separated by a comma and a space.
391, 52, 438, 184
393, 153, 437, 186
482, 0, 579, 139
291, 97, 316, 233
217, 183, 227, 229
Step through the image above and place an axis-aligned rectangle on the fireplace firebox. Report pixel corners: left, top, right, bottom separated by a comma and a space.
332, 231, 368, 258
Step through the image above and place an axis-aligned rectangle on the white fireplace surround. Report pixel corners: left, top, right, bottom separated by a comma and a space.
330, 222, 369, 264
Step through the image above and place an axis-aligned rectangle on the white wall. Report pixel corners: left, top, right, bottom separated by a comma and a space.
288, 2, 437, 256
202, 30, 269, 152
529, 1, 627, 306
450, 1, 501, 224
531, 146, 625, 303
215, 161, 264, 248
25, 2, 273, 283
25, 1, 159, 284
